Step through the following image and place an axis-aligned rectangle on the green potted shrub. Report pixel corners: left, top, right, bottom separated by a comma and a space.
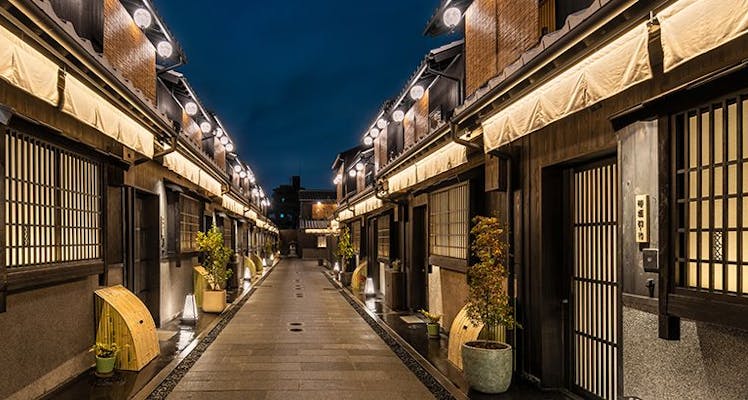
335, 226, 356, 286
196, 226, 233, 313
419, 309, 442, 339
91, 342, 118, 376
462, 215, 519, 394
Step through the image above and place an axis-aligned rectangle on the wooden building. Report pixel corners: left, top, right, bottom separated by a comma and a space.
333, 0, 748, 399
0, 1, 277, 398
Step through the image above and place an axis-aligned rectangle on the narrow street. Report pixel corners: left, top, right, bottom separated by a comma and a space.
167, 259, 434, 400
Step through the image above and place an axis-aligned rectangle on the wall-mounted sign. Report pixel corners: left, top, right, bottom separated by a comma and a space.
635, 194, 649, 243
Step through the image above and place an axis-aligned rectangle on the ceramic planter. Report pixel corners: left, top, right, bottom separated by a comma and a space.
202, 290, 227, 313
95, 355, 116, 375
426, 322, 440, 339
462, 340, 512, 394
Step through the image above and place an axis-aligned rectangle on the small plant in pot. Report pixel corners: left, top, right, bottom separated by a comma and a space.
196, 226, 233, 313
91, 342, 118, 376
462, 215, 519, 394
391, 259, 402, 272
335, 226, 356, 286
419, 309, 442, 339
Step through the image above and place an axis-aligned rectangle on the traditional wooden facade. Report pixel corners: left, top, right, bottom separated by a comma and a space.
0, 1, 277, 398
333, 0, 748, 398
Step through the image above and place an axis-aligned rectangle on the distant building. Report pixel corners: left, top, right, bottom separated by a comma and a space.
270, 176, 302, 229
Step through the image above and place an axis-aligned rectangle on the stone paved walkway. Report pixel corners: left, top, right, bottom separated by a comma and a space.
169, 259, 434, 399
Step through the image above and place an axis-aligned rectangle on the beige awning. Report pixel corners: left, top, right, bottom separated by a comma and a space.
0, 25, 59, 105
162, 152, 223, 197
63, 75, 154, 158
354, 195, 383, 216
386, 141, 468, 194
658, 0, 748, 72
482, 23, 651, 152
222, 195, 248, 216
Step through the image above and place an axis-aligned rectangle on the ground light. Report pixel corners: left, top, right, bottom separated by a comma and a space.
181, 294, 198, 325
364, 277, 375, 297
333, 262, 340, 280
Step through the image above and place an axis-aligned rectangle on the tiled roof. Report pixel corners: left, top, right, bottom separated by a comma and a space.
300, 220, 330, 230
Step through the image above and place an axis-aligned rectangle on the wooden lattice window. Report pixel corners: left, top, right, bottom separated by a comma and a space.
317, 236, 327, 248
429, 183, 469, 259
675, 96, 748, 296
350, 220, 361, 254
377, 214, 390, 259
4, 129, 102, 268
179, 194, 201, 253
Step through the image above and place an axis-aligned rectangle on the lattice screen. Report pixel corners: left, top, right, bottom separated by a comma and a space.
5, 129, 102, 268
179, 194, 201, 253
350, 220, 361, 254
377, 214, 390, 259
429, 183, 468, 259
676, 96, 748, 295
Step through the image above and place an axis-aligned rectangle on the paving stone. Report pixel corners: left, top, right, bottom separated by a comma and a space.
169, 259, 434, 399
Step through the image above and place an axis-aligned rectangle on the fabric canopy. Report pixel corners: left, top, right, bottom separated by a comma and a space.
658, 0, 748, 72
0, 25, 59, 105
354, 195, 383, 216
482, 23, 651, 152
222, 195, 248, 217
63, 76, 154, 158
387, 141, 468, 194
162, 152, 223, 197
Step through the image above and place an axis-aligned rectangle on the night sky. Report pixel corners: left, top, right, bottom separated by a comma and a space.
156, 1, 454, 192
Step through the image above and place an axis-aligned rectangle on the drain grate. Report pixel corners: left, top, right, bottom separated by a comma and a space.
288, 322, 303, 326
289, 328, 303, 332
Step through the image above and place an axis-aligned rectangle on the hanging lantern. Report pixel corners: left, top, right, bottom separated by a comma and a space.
157, 41, 173, 58
443, 7, 462, 28
363, 136, 373, 146
184, 101, 198, 116
392, 110, 405, 122
200, 121, 212, 133
410, 85, 425, 100
377, 118, 387, 130
133, 8, 152, 29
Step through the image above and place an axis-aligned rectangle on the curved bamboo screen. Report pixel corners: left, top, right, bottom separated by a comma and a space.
94, 286, 159, 371
351, 260, 368, 291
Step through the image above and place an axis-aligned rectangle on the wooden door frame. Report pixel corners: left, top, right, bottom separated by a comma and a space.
124, 187, 161, 326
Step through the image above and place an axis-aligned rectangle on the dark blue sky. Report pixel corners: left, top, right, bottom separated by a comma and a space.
156, 1, 453, 191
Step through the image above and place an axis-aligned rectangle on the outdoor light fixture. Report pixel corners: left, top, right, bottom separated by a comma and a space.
157, 41, 173, 58
364, 277, 376, 297
348, 169, 357, 178
200, 121, 212, 133
377, 118, 387, 130
251, 188, 259, 196
220, 136, 229, 145
133, 8, 152, 29
233, 165, 242, 173
333, 262, 341, 280
392, 110, 405, 122
215, 128, 224, 137
363, 136, 374, 146
225, 143, 234, 152
181, 294, 198, 324
240, 170, 247, 179
443, 7, 462, 28
356, 162, 364, 171
184, 101, 198, 116
369, 128, 380, 139
410, 85, 425, 100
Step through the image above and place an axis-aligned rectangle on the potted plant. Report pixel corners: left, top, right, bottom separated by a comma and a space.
91, 342, 118, 376
419, 309, 442, 339
196, 226, 233, 313
462, 215, 519, 394
391, 259, 402, 272
335, 226, 356, 286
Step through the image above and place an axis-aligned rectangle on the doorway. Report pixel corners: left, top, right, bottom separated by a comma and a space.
408, 205, 428, 311
566, 158, 620, 399
125, 188, 160, 325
